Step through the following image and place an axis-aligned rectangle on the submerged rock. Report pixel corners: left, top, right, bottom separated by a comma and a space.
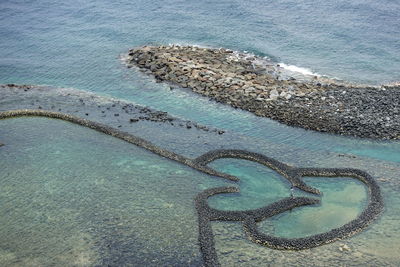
0, 84, 224, 135
339, 244, 351, 252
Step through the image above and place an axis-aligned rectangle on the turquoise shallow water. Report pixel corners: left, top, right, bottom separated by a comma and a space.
208, 159, 367, 239
1, 118, 399, 266
0, 0, 400, 265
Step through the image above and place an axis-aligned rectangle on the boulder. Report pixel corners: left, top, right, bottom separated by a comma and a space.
269, 89, 279, 100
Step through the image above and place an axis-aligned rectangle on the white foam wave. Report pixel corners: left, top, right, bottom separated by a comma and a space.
278, 63, 321, 77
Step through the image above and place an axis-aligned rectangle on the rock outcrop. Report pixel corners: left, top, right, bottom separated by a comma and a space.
125, 45, 400, 139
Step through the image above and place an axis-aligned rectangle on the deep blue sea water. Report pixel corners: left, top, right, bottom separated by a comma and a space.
1, 0, 400, 265
1, 0, 399, 87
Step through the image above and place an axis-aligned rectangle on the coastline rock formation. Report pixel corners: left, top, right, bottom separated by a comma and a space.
125, 45, 400, 140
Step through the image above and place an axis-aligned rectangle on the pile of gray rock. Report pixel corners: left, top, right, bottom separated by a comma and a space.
125, 45, 400, 140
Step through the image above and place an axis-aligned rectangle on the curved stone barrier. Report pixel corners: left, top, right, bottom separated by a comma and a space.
195, 187, 320, 267
0, 110, 384, 267
194, 149, 320, 194
0, 109, 238, 182
194, 149, 384, 266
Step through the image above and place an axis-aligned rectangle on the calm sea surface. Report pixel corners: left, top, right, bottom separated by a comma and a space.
0, 0, 399, 265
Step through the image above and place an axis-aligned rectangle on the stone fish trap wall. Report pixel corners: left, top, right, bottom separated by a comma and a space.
0, 110, 384, 267
193, 149, 383, 266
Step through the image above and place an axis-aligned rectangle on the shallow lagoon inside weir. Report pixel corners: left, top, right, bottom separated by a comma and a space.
0, 117, 399, 266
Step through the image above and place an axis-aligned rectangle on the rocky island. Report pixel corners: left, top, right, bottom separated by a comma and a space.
124, 45, 400, 140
